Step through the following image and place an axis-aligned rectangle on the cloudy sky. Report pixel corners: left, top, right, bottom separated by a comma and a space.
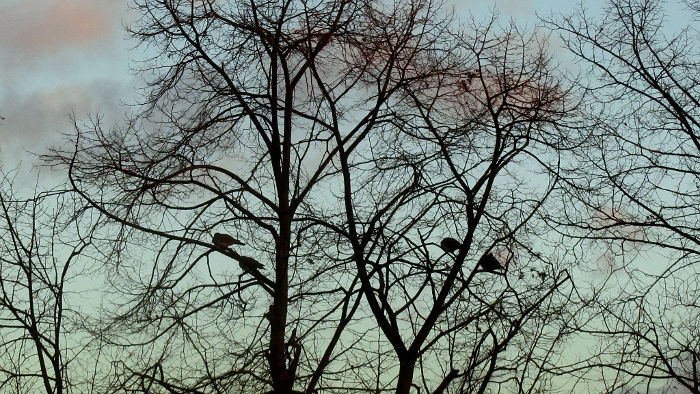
0, 0, 133, 171
0, 0, 590, 175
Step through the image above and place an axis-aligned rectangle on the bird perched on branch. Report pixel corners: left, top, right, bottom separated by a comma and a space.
238, 255, 265, 273
440, 237, 462, 253
212, 233, 244, 249
478, 252, 504, 273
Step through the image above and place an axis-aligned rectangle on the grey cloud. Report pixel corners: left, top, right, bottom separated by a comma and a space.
0, 79, 133, 167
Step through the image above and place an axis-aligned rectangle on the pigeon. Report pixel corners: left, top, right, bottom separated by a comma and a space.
212, 233, 244, 248
478, 253, 504, 272
238, 255, 265, 273
440, 237, 462, 253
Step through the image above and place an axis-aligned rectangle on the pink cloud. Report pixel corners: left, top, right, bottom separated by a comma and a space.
0, 0, 115, 56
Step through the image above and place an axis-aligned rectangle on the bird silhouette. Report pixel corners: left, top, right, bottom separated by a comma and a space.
478, 252, 504, 273
440, 237, 462, 253
238, 255, 265, 273
212, 233, 244, 249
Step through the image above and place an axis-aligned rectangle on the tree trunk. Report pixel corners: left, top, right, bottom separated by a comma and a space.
269, 226, 291, 393
395, 358, 416, 394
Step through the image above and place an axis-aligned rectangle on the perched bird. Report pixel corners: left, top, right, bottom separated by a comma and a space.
212, 233, 244, 249
440, 237, 462, 253
478, 252, 504, 273
238, 255, 265, 273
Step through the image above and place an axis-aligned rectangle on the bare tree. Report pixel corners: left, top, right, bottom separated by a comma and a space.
42, 0, 583, 392
48, 0, 457, 391
334, 17, 581, 393
543, 0, 700, 392
0, 173, 98, 394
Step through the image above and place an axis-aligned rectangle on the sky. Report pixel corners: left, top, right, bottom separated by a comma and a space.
3, 0, 694, 179
0, 0, 616, 179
